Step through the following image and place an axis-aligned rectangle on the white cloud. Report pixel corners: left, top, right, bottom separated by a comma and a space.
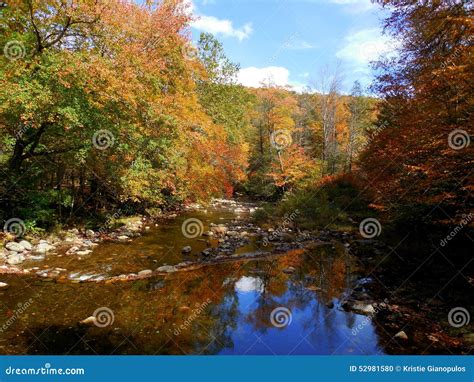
237, 66, 308, 93
191, 15, 252, 41
328, 0, 377, 13
237, 66, 290, 88
336, 28, 398, 69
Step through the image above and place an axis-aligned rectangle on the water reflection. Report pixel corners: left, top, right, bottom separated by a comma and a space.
0, 245, 384, 355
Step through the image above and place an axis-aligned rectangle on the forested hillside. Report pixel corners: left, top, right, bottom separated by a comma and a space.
0, 0, 471, 231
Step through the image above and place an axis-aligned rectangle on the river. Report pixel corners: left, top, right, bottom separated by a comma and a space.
0, 200, 386, 355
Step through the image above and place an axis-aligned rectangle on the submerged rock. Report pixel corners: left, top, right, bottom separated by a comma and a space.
181, 246, 192, 254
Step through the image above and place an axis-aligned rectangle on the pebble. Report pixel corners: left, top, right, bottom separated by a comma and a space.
394, 331, 408, 340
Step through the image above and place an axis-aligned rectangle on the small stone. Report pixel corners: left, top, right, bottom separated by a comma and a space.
117, 235, 129, 241
76, 250, 92, 256
0, 282, 9, 289
5, 242, 25, 252
182, 246, 192, 254
156, 265, 177, 273
66, 246, 80, 255
138, 269, 152, 277
394, 331, 408, 340
85, 229, 95, 237
283, 266, 296, 274
80, 316, 97, 325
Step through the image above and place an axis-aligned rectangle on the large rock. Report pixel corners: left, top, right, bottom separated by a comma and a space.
35, 242, 54, 253
5, 242, 25, 252
7, 253, 25, 265
19, 240, 33, 251
156, 265, 177, 273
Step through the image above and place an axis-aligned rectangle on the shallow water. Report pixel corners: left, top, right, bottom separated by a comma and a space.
0, 202, 386, 355
22, 201, 268, 279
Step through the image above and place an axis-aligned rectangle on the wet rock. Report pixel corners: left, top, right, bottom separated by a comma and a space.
181, 246, 192, 254
138, 269, 152, 277
156, 265, 177, 273
394, 331, 408, 340
0, 249, 8, 259
19, 240, 33, 251
0, 282, 9, 289
85, 229, 95, 237
6, 242, 25, 252
7, 253, 25, 265
117, 235, 130, 241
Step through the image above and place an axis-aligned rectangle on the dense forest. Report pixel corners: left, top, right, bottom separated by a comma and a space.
0, 0, 472, 232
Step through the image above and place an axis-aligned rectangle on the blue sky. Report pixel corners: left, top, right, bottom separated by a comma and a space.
187, 0, 395, 93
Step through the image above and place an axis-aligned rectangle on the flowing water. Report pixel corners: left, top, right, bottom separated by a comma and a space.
0, 201, 386, 355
